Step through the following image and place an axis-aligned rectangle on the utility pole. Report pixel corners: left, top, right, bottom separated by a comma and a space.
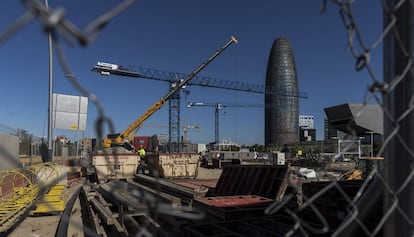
45, 0, 54, 162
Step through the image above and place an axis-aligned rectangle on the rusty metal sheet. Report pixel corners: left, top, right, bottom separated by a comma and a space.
193, 195, 274, 221
213, 165, 289, 200
174, 179, 218, 189
146, 153, 199, 178
195, 195, 273, 208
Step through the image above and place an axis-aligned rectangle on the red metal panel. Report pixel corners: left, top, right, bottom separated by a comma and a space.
133, 135, 158, 151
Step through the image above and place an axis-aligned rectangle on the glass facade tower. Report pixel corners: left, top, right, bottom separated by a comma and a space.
265, 37, 299, 150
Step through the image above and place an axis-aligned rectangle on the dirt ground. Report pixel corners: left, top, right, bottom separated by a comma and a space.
8, 184, 84, 237
9, 215, 60, 237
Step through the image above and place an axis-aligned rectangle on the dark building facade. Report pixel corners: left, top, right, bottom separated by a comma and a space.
324, 119, 345, 141
265, 37, 299, 150
324, 103, 383, 136
300, 128, 316, 142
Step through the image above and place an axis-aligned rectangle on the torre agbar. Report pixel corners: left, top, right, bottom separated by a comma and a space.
265, 37, 299, 150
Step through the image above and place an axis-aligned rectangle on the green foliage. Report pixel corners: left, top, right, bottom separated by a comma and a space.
16, 129, 32, 155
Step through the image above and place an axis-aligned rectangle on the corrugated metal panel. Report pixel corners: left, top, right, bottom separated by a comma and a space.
183, 215, 327, 237
301, 180, 364, 229
213, 165, 289, 200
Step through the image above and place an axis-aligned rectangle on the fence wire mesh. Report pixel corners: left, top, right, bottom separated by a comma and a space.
0, 0, 413, 236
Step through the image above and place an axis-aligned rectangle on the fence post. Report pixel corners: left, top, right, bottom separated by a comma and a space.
383, 1, 414, 235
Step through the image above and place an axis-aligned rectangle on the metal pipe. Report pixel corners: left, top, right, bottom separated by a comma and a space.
45, 0, 54, 162
383, 1, 414, 235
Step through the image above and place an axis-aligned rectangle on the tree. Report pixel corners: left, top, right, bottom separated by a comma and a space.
16, 129, 32, 156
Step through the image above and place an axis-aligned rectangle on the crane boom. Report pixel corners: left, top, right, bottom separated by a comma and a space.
92, 61, 306, 98
102, 36, 238, 149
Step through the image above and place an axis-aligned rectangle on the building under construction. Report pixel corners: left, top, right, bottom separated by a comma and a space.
265, 37, 300, 150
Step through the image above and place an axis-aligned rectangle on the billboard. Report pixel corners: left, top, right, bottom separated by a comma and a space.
52, 93, 88, 131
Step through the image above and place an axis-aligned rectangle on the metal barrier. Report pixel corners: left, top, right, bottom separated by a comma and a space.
0, 163, 66, 234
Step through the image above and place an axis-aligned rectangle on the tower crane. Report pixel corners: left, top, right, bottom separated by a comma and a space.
182, 125, 201, 143
186, 102, 264, 144
97, 36, 238, 150
141, 124, 201, 144
92, 46, 307, 152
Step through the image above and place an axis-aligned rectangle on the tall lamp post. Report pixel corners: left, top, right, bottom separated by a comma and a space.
366, 131, 374, 157
46, 0, 54, 162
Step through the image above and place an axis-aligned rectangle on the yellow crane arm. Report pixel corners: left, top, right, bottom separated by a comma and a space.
102, 99, 166, 148
102, 36, 238, 149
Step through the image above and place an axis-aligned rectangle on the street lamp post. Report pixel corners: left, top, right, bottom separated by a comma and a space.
366, 131, 374, 157
45, 0, 54, 162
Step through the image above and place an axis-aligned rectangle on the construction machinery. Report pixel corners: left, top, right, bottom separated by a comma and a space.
98, 36, 238, 150
341, 157, 384, 180
92, 50, 306, 152
186, 102, 264, 144
131, 124, 200, 152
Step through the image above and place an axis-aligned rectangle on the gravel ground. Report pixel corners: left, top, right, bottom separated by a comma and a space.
9, 215, 60, 237
8, 166, 223, 237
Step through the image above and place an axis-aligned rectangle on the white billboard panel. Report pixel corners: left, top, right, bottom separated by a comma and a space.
52, 94, 88, 131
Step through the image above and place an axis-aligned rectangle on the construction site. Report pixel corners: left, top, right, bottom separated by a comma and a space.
0, 32, 374, 236
1, 1, 414, 236
1, 146, 384, 237
0, 34, 384, 236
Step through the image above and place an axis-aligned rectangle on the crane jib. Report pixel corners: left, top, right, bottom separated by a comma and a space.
163, 36, 238, 102
109, 36, 238, 148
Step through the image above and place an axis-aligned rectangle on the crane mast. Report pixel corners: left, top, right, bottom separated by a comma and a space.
183, 125, 201, 143
186, 102, 263, 144
102, 36, 238, 150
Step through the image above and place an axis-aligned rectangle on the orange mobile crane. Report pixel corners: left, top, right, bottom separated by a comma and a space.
100, 36, 238, 151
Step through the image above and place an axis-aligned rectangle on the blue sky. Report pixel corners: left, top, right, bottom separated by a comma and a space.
0, 1, 382, 145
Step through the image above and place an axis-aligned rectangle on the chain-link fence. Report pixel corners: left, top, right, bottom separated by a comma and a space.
0, 1, 141, 236
272, 0, 414, 236
1, 0, 413, 236
0, 127, 95, 160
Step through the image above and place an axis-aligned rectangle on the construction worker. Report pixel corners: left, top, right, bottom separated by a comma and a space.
137, 146, 146, 174
138, 147, 146, 157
